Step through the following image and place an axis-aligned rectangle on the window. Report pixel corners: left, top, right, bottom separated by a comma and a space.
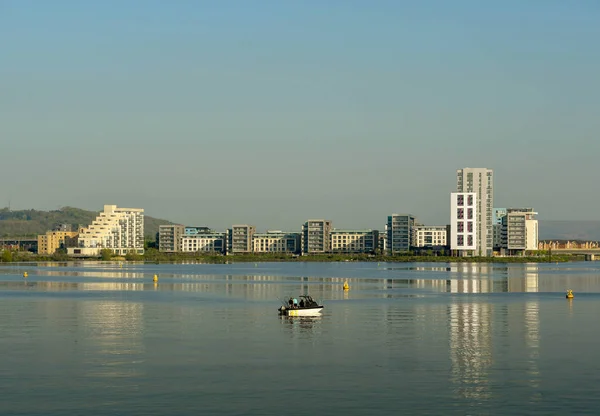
457, 235, 464, 246
467, 209, 473, 220
457, 195, 464, 206
467, 222, 473, 232
457, 208, 464, 219
457, 222, 464, 232
467, 235, 473, 246
467, 195, 473, 206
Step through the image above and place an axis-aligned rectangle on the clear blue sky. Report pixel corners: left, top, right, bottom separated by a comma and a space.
1, 1, 599, 230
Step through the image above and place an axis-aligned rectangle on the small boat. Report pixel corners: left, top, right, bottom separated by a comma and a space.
278, 295, 324, 316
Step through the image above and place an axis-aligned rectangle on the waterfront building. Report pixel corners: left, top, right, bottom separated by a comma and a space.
412, 225, 448, 248
377, 232, 387, 254
227, 225, 256, 253
37, 229, 79, 255
386, 214, 416, 253
159, 224, 185, 252
184, 226, 212, 235
68, 205, 144, 256
456, 167, 494, 256
492, 208, 507, 251
501, 208, 538, 255
302, 220, 333, 254
330, 229, 379, 254
450, 193, 477, 256
181, 232, 226, 253
252, 231, 301, 253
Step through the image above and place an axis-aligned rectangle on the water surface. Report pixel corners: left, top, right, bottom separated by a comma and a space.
1, 261, 599, 415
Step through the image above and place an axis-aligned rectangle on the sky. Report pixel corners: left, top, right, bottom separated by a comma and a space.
1, 1, 599, 230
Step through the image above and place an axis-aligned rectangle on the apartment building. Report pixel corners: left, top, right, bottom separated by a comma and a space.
412, 225, 448, 248
457, 167, 494, 256
159, 224, 185, 252
330, 229, 379, 253
37, 227, 79, 255
501, 208, 538, 255
252, 231, 301, 253
450, 193, 477, 256
68, 205, 144, 256
181, 232, 226, 253
492, 208, 507, 250
301, 220, 333, 254
227, 225, 256, 253
386, 214, 416, 253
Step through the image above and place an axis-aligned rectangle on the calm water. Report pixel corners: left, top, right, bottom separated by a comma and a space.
1, 261, 600, 415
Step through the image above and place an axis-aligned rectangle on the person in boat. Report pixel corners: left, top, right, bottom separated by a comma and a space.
288, 298, 294, 308
299, 298, 305, 308
293, 298, 298, 308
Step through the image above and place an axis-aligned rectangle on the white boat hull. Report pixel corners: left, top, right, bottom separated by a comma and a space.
279, 306, 323, 317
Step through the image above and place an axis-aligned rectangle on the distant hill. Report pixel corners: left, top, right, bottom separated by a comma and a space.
539, 220, 600, 241
0, 206, 173, 239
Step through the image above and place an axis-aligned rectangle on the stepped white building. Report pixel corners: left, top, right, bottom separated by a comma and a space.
68, 205, 144, 256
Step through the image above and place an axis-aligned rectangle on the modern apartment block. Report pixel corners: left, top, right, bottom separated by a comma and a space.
159, 224, 185, 252
501, 208, 538, 255
450, 193, 477, 256
386, 214, 416, 253
301, 220, 333, 254
227, 225, 256, 253
37, 229, 79, 255
330, 229, 379, 253
412, 225, 448, 248
252, 231, 301, 253
181, 232, 226, 253
68, 205, 144, 256
457, 167, 494, 256
492, 208, 507, 250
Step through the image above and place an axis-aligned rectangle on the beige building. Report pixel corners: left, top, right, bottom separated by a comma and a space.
181, 232, 226, 253
159, 224, 185, 252
501, 208, 538, 255
302, 220, 333, 254
38, 230, 79, 255
412, 225, 448, 248
330, 230, 378, 253
68, 205, 144, 256
227, 225, 256, 253
252, 231, 301, 253
456, 167, 494, 256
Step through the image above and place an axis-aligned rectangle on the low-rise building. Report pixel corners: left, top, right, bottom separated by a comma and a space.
38, 230, 79, 255
159, 224, 185, 252
386, 214, 416, 253
501, 208, 538, 255
227, 225, 256, 253
302, 220, 333, 254
252, 231, 301, 253
181, 232, 226, 253
412, 225, 448, 248
330, 229, 378, 253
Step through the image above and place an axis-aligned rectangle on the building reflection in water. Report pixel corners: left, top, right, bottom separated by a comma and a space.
448, 302, 493, 401
524, 301, 540, 396
79, 299, 145, 379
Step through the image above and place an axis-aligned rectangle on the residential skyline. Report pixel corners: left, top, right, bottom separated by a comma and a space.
2, 2, 599, 228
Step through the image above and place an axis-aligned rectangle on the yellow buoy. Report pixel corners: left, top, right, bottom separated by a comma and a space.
153, 274, 158, 283
343, 281, 350, 291
23, 272, 28, 278
566, 289, 573, 299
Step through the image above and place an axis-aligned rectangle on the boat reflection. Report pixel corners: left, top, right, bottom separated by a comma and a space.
280, 316, 322, 338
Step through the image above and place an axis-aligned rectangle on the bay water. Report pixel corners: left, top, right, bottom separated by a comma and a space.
1, 261, 600, 415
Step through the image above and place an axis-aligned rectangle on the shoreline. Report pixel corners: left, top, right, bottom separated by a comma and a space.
1, 252, 581, 264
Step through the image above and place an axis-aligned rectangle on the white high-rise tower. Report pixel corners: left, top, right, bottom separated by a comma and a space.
456, 168, 494, 256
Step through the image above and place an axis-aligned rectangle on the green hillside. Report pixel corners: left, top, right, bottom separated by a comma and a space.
0, 206, 173, 239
